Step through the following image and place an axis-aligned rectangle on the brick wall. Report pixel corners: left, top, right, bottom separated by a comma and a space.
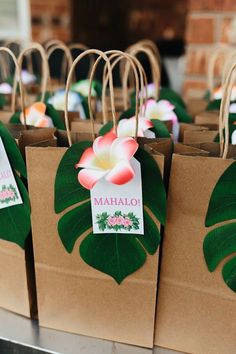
184, 0, 236, 99
30, 0, 72, 43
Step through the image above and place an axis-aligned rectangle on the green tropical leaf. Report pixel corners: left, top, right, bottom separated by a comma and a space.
222, 256, 236, 292
98, 121, 114, 136
203, 222, 236, 271
58, 200, 92, 253
0, 121, 27, 178
80, 232, 146, 284
205, 161, 236, 227
9, 111, 21, 124
54, 141, 91, 213
135, 147, 166, 225
55, 142, 165, 282
206, 99, 221, 111
173, 101, 192, 123
159, 87, 186, 109
45, 103, 65, 130
0, 93, 6, 109
150, 119, 170, 138
0, 172, 30, 248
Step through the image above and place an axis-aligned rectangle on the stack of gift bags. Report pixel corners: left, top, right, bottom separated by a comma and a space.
0, 39, 235, 354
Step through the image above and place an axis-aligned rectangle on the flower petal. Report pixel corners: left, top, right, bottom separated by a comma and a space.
93, 131, 117, 159
78, 168, 107, 190
156, 100, 175, 112
75, 147, 97, 169
110, 136, 138, 163
106, 160, 135, 185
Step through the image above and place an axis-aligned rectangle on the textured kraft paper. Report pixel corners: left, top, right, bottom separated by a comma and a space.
154, 147, 236, 354
26, 142, 167, 348
195, 110, 219, 127
186, 98, 208, 117
178, 123, 208, 143
0, 128, 56, 318
183, 129, 218, 145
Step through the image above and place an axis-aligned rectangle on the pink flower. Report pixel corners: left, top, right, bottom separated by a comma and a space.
116, 116, 154, 138
116, 216, 124, 225
123, 218, 132, 227
108, 216, 116, 226
143, 99, 178, 123
20, 102, 54, 127
75, 131, 138, 190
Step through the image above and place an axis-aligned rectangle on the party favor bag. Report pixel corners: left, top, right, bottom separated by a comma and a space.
154, 65, 236, 354
0, 121, 33, 317
26, 50, 167, 347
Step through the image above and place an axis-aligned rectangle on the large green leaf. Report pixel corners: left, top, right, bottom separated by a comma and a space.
55, 142, 165, 282
206, 99, 221, 111
46, 103, 65, 130
9, 111, 21, 124
0, 174, 31, 248
205, 161, 236, 227
222, 256, 236, 292
58, 200, 92, 253
150, 119, 170, 138
173, 101, 192, 123
135, 147, 166, 225
99, 121, 114, 136
0, 94, 6, 109
80, 233, 146, 284
159, 87, 186, 109
0, 121, 27, 178
54, 141, 91, 213
203, 222, 236, 271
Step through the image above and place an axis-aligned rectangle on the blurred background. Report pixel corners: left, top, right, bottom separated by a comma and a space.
0, 0, 236, 98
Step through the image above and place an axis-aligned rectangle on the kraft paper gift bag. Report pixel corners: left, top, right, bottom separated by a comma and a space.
154, 65, 236, 354
26, 50, 167, 347
0, 121, 33, 317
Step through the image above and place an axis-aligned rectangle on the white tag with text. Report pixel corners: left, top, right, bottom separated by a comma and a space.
90, 157, 144, 234
0, 137, 23, 209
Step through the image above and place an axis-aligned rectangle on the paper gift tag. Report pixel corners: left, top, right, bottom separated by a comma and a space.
90, 157, 144, 234
0, 137, 23, 209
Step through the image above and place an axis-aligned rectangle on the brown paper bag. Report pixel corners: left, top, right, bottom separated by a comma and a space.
25, 50, 170, 347
154, 65, 236, 353
183, 129, 218, 145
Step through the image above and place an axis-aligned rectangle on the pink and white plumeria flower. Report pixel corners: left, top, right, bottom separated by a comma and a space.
75, 132, 138, 190
144, 99, 178, 123
116, 116, 155, 138
20, 102, 54, 128
139, 83, 157, 99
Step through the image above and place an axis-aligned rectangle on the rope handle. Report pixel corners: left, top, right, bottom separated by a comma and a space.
64, 49, 116, 146
0, 47, 26, 126
47, 43, 73, 86
68, 43, 95, 78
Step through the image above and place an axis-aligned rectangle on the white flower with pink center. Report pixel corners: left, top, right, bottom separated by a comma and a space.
75, 132, 138, 190
20, 102, 54, 128
143, 99, 178, 123
116, 116, 154, 138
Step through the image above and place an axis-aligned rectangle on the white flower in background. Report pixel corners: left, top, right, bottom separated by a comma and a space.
21, 70, 37, 85
71, 79, 97, 97
229, 103, 236, 113
144, 99, 178, 123
48, 89, 86, 118
117, 116, 155, 138
139, 83, 157, 99
0, 83, 12, 94
20, 102, 54, 128
231, 130, 236, 145
213, 85, 236, 101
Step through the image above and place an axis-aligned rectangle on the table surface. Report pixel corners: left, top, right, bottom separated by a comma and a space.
0, 308, 184, 354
